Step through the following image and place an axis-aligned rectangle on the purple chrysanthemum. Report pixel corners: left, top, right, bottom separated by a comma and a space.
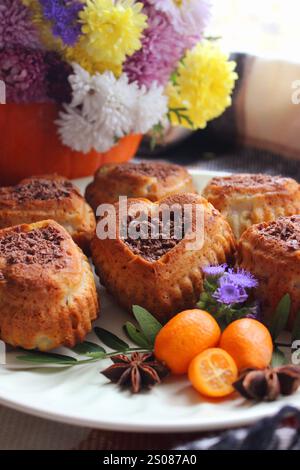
45, 51, 72, 103
226, 268, 258, 289
39, 0, 83, 46
124, 0, 195, 87
203, 264, 228, 277
213, 278, 248, 305
0, 47, 49, 103
0, 0, 41, 49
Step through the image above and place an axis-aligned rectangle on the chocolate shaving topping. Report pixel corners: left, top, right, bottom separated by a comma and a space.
5, 179, 75, 203
123, 211, 188, 262
113, 162, 180, 181
210, 174, 286, 190
259, 216, 300, 251
0, 226, 66, 266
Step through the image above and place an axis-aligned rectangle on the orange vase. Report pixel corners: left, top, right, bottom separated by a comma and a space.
0, 103, 142, 185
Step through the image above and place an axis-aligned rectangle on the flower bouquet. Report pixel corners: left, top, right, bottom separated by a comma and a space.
0, 0, 237, 183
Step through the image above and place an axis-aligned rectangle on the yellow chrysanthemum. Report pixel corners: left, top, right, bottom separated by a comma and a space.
167, 41, 238, 130
65, 41, 122, 76
76, 0, 147, 73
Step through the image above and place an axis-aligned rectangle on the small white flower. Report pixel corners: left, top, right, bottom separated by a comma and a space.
56, 105, 97, 154
69, 63, 93, 108
57, 66, 168, 153
56, 105, 116, 154
133, 82, 168, 134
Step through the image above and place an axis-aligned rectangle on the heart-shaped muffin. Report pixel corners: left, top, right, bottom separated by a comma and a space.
91, 193, 236, 322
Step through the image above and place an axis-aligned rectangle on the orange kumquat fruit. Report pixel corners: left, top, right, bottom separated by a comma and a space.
220, 318, 273, 371
154, 309, 221, 375
188, 348, 238, 398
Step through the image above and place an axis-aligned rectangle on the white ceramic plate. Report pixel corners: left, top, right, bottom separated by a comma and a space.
0, 169, 298, 433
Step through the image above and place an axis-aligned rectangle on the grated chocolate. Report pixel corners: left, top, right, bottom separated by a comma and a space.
0, 226, 66, 266
124, 211, 186, 262
8, 179, 75, 203
259, 216, 300, 251
112, 163, 180, 181
210, 174, 287, 190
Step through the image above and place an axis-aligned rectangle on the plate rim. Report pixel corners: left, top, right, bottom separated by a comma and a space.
0, 389, 292, 433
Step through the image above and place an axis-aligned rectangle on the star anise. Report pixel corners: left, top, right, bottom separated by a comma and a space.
101, 352, 169, 393
234, 365, 300, 402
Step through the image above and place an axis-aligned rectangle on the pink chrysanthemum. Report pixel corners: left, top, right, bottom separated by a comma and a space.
0, 0, 41, 49
124, 0, 195, 88
148, 0, 211, 38
0, 47, 49, 103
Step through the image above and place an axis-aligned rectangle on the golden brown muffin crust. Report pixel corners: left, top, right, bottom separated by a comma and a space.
203, 173, 300, 239
237, 216, 300, 328
85, 162, 196, 211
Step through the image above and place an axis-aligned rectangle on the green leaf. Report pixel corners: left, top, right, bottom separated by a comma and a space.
269, 294, 291, 341
17, 351, 77, 365
132, 305, 163, 346
72, 341, 106, 358
94, 327, 129, 351
292, 310, 300, 342
124, 322, 151, 349
271, 348, 288, 367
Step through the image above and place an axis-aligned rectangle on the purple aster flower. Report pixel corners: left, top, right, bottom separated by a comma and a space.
203, 264, 227, 277
213, 277, 248, 305
45, 51, 72, 103
226, 268, 258, 289
0, 0, 41, 49
0, 46, 49, 103
124, 0, 195, 88
39, 0, 83, 46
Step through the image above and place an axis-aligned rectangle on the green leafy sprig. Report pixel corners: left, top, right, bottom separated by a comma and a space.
167, 107, 194, 128
269, 294, 300, 367
17, 305, 163, 367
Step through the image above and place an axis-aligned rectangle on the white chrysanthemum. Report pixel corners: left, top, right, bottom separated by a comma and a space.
69, 63, 94, 108
96, 73, 139, 139
134, 82, 168, 134
57, 65, 168, 153
56, 105, 116, 153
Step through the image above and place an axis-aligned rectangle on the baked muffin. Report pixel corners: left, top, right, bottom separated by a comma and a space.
91, 193, 236, 323
0, 220, 99, 351
85, 162, 196, 212
237, 216, 300, 328
203, 174, 300, 239
0, 175, 96, 253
